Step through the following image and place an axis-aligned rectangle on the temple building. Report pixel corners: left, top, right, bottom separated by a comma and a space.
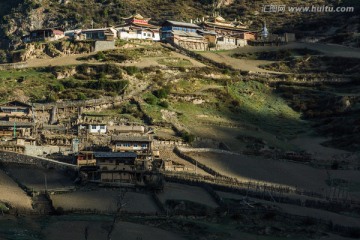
201, 16, 255, 49
160, 20, 208, 51
116, 14, 160, 41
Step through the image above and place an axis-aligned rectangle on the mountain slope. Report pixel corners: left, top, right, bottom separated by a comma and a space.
0, 0, 358, 47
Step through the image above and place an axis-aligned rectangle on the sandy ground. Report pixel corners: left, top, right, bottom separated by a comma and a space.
5, 166, 74, 191
43, 220, 187, 240
217, 191, 360, 228
186, 152, 360, 197
26, 50, 205, 68
51, 189, 159, 213
158, 182, 218, 208
199, 42, 360, 73
0, 170, 33, 211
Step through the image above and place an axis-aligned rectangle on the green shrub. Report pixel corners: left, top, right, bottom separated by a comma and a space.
124, 66, 140, 75
46, 92, 58, 102
115, 39, 127, 47
179, 130, 195, 143
0, 203, 9, 213
158, 100, 169, 108
102, 64, 122, 77
153, 87, 170, 99
77, 92, 87, 100
86, 80, 128, 93
145, 94, 158, 105
50, 83, 65, 92
96, 51, 106, 61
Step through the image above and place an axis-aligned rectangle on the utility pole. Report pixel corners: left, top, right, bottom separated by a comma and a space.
13, 122, 16, 138
44, 173, 48, 193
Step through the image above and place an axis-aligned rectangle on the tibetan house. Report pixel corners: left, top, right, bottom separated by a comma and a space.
80, 28, 117, 41
201, 16, 254, 49
116, 14, 160, 41
161, 20, 208, 51
110, 135, 153, 170
22, 29, 65, 43
76, 151, 97, 166
94, 151, 140, 183
0, 101, 35, 138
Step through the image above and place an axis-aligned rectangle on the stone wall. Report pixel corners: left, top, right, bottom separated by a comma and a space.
176, 146, 240, 155
94, 40, 116, 52
0, 62, 28, 70
24, 145, 70, 156
0, 151, 78, 171
33, 96, 125, 124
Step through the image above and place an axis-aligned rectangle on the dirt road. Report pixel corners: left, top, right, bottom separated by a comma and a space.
199, 42, 360, 73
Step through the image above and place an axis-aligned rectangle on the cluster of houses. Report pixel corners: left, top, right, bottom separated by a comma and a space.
22, 14, 295, 51
0, 100, 163, 186
77, 134, 157, 185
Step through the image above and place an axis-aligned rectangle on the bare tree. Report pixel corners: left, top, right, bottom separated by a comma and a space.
107, 188, 127, 240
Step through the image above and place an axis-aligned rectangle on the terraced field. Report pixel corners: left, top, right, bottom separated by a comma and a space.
186, 151, 360, 198
0, 170, 32, 211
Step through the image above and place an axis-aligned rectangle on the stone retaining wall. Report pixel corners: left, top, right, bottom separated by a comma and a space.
0, 151, 78, 171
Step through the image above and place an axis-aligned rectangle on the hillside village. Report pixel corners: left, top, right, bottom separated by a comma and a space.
0, 1, 360, 240
0, 13, 298, 185
20, 13, 294, 53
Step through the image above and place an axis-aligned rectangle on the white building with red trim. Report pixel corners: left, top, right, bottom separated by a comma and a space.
115, 14, 160, 41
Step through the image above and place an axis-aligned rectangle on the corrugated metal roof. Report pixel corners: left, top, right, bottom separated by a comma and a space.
197, 29, 217, 35
171, 30, 203, 38
94, 152, 137, 158
165, 21, 200, 29
111, 135, 152, 142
